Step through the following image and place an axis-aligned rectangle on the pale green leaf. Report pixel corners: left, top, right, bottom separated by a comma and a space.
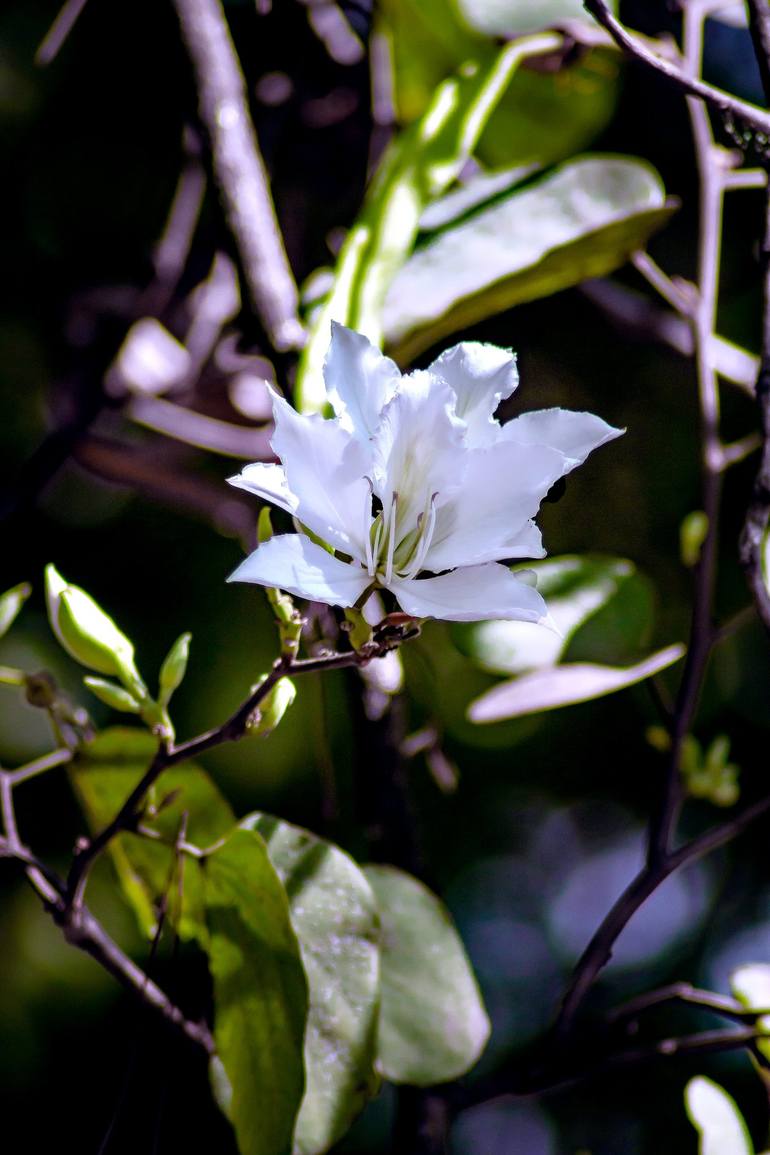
468, 644, 685, 723
242, 813, 380, 1155
363, 864, 489, 1085
685, 1077, 753, 1155
204, 828, 308, 1155
384, 156, 675, 360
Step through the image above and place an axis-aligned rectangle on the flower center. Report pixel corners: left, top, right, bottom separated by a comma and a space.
364, 489, 438, 582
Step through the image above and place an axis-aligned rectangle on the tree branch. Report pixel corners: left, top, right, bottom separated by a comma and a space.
583, 0, 770, 138
171, 0, 305, 352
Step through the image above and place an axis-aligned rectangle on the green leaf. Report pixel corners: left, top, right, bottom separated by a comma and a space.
455, 555, 654, 677
731, 964, 770, 1064
69, 727, 235, 939
377, 0, 619, 172
685, 1077, 753, 1155
468, 644, 686, 723
384, 156, 675, 361
0, 581, 31, 639
295, 32, 560, 411
242, 814, 380, 1155
203, 828, 308, 1155
363, 864, 489, 1085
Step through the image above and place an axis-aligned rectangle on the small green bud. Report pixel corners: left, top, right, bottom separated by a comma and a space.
84, 676, 142, 714
680, 511, 709, 568
45, 565, 145, 693
257, 506, 273, 544
251, 676, 297, 737
645, 725, 671, 753
158, 632, 192, 707
343, 606, 372, 651
704, 734, 731, 775
0, 582, 31, 639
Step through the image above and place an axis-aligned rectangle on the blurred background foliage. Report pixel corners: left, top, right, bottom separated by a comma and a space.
3, 0, 770, 1151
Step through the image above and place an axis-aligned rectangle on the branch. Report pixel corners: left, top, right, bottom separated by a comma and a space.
583, 0, 770, 138
171, 0, 305, 352
740, 9, 770, 633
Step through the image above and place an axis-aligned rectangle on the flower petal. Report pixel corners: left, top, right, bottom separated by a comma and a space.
388, 563, 548, 622
500, 408, 623, 471
424, 443, 563, 572
427, 342, 518, 448
271, 391, 371, 559
227, 462, 298, 517
324, 322, 401, 439
227, 534, 372, 607
371, 370, 465, 536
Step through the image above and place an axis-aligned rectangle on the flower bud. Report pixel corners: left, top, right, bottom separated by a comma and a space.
84, 677, 142, 714
45, 564, 145, 693
158, 632, 192, 706
252, 675, 297, 737
0, 582, 31, 640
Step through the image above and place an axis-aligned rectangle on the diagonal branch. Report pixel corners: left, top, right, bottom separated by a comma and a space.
171, 0, 305, 352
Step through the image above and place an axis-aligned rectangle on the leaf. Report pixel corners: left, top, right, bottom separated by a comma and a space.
377, 0, 619, 171
0, 581, 31, 639
241, 813, 380, 1155
203, 829, 308, 1155
69, 727, 235, 939
384, 156, 675, 360
731, 963, 770, 1063
295, 33, 560, 412
468, 644, 685, 723
455, 555, 654, 677
685, 1077, 753, 1155
363, 864, 490, 1085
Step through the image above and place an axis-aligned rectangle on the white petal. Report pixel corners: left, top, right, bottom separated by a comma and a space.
371, 370, 465, 535
271, 391, 371, 559
227, 534, 372, 607
227, 462, 298, 517
500, 408, 623, 471
388, 563, 548, 622
323, 322, 401, 439
428, 341, 518, 448
424, 443, 563, 572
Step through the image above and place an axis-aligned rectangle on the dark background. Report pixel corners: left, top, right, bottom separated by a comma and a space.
2, 1, 770, 1151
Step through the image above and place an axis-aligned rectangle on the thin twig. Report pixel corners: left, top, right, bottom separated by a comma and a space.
170, 0, 305, 352
583, 0, 770, 138
35, 0, 91, 66
8, 747, 73, 787
747, 0, 770, 107
606, 981, 767, 1027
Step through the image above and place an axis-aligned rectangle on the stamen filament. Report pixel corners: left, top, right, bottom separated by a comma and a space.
384, 493, 398, 584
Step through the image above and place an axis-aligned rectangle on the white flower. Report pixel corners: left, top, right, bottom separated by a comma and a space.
227, 324, 622, 623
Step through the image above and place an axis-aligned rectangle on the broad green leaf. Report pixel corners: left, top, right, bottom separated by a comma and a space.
295, 32, 560, 411
0, 582, 31, 639
685, 1077, 753, 1155
468, 644, 685, 723
384, 156, 675, 360
363, 864, 489, 1085
242, 814, 380, 1155
204, 829, 308, 1155
731, 964, 770, 1063
70, 727, 235, 939
377, 0, 619, 171
455, 555, 654, 677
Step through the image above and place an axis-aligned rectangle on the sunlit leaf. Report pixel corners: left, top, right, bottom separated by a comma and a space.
203, 828, 308, 1155
455, 555, 654, 677
241, 813, 380, 1155
0, 582, 31, 640
468, 644, 685, 723
70, 727, 235, 939
385, 156, 675, 359
363, 864, 489, 1085
685, 1077, 753, 1155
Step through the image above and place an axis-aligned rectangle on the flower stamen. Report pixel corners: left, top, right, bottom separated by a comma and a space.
402, 493, 438, 579
384, 493, 399, 584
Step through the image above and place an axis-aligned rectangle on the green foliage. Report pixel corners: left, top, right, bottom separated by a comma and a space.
384, 157, 675, 360
296, 32, 559, 411
242, 814, 380, 1155
363, 864, 490, 1085
203, 828, 308, 1155
377, 0, 619, 171
70, 727, 234, 938
0, 581, 31, 640
685, 1077, 753, 1155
